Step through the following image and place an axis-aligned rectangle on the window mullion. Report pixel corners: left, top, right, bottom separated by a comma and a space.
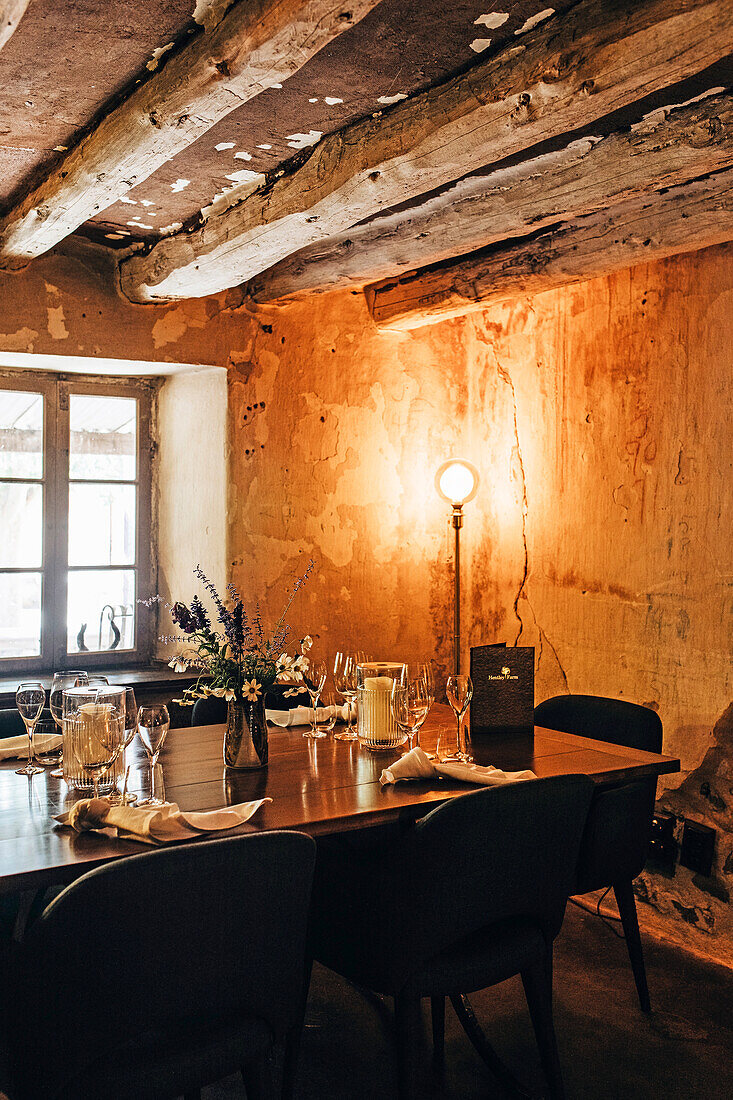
50, 382, 71, 669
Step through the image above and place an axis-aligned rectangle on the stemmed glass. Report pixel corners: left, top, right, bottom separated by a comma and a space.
333, 652, 358, 741
137, 703, 170, 806
401, 662, 435, 754
441, 675, 474, 762
15, 682, 46, 776
69, 697, 125, 799
302, 658, 327, 739
391, 678, 430, 753
49, 671, 88, 777
108, 688, 139, 806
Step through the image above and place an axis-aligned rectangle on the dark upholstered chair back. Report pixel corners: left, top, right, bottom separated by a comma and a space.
534, 694, 662, 891
8, 831, 315, 1097
191, 694, 228, 725
534, 694, 662, 754
313, 774, 594, 992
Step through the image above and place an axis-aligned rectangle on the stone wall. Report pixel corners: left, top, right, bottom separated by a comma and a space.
1, 236, 730, 964
228, 244, 732, 964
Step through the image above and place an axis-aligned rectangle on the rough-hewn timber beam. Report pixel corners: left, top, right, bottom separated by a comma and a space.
251, 90, 733, 301
366, 169, 733, 331
119, 0, 733, 303
0, 0, 380, 268
0, 1, 29, 52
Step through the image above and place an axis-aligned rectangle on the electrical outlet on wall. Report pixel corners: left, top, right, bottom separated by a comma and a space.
647, 810, 678, 876
679, 820, 716, 877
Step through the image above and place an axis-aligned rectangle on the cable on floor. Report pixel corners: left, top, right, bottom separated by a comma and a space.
569, 887, 625, 939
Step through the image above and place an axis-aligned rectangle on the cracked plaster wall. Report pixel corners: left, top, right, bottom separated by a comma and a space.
229, 243, 731, 964
0, 235, 730, 964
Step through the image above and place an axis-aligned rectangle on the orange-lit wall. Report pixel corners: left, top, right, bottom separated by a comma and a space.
229, 244, 732, 962
1, 237, 731, 962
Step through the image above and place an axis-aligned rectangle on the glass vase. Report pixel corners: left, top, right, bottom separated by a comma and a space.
223, 697, 268, 769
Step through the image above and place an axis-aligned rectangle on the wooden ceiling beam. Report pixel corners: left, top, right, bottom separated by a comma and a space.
366, 169, 733, 331
0, 1, 29, 53
119, 0, 733, 303
250, 90, 733, 301
0, 0, 380, 268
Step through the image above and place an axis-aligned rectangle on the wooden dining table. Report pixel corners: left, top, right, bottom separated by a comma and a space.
0, 704, 680, 897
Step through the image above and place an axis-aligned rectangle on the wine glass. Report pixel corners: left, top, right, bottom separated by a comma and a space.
108, 688, 139, 806
401, 662, 435, 754
333, 652, 358, 741
391, 678, 430, 753
441, 675, 474, 762
137, 703, 170, 806
302, 658, 327, 739
69, 696, 125, 799
15, 682, 46, 776
49, 671, 88, 777
315, 691, 338, 736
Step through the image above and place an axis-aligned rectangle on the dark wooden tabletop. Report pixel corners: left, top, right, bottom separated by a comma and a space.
0, 704, 680, 896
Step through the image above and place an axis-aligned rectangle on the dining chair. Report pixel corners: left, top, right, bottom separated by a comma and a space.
191, 686, 311, 726
309, 774, 595, 1100
190, 694, 228, 725
534, 693, 663, 1013
0, 831, 316, 1100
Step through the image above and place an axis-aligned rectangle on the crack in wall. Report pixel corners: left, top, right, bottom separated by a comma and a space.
493, 352, 529, 644
486, 337, 569, 690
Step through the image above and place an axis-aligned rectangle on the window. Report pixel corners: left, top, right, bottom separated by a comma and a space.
0, 374, 154, 671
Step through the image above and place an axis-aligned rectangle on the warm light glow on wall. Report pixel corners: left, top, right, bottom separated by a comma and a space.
435, 459, 479, 506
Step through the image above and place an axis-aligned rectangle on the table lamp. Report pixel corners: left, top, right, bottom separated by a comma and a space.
435, 459, 479, 674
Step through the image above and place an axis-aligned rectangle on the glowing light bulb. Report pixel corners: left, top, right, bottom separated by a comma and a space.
435, 459, 479, 506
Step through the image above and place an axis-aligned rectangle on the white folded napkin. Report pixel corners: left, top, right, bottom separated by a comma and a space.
54, 797, 271, 845
380, 747, 536, 787
266, 704, 348, 728
0, 732, 62, 762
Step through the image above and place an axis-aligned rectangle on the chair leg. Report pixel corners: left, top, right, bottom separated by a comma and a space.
521, 953, 566, 1100
281, 956, 314, 1100
613, 879, 651, 1013
242, 1052, 275, 1100
430, 995, 445, 1067
394, 991, 422, 1100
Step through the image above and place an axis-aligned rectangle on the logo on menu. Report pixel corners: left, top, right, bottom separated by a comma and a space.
487, 666, 519, 681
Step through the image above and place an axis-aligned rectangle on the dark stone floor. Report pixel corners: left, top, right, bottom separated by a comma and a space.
206, 903, 733, 1099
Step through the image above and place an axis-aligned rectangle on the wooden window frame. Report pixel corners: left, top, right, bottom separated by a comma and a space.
0, 370, 156, 675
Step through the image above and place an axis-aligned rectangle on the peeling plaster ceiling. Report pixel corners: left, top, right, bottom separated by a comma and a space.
0, 0, 574, 249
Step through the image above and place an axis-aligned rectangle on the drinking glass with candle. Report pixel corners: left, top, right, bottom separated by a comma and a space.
15, 682, 46, 776
49, 671, 88, 777
333, 652, 358, 741
137, 703, 170, 806
391, 678, 429, 752
67, 693, 125, 798
441, 675, 474, 762
356, 662, 407, 750
302, 658, 328, 739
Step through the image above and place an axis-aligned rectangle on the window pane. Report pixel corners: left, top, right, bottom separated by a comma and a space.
0, 572, 42, 657
69, 484, 136, 566
0, 390, 43, 478
0, 483, 43, 567
67, 569, 136, 653
69, 394, 137, 480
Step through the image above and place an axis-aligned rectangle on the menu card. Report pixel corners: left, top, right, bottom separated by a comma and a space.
469, 645, 535, 736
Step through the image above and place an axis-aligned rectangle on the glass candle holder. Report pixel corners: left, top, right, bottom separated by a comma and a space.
356, 662, 406, 751
62, 685, 125, 793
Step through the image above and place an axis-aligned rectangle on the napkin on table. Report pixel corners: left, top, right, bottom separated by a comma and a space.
380, 747, 536, 787
54, 797, 271, 845
0, 733, 62, 762
266, 704, 349, 728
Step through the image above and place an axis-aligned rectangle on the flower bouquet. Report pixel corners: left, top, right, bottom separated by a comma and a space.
164, 562, 314, 768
